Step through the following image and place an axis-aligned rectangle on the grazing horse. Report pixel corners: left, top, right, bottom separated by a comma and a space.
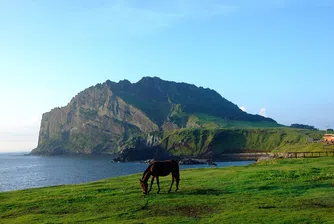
139, 160, 180, 194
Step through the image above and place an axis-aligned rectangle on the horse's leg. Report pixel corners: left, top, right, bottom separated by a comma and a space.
148, 176, 155, 193
175, 171, 180, 192
156, 176, 160, 194
168, 174, 174, 193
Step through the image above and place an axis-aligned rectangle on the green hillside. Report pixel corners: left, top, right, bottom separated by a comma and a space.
108, 77, 276, 126
170, 112, 282, 129
158, 127, 328, 158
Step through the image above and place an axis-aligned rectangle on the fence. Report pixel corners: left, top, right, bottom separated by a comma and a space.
285, 151, 334, 158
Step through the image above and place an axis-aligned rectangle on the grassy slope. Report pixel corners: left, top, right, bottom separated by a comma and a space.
160, 127, 329, 158
1, 158, 333, 224
170, 113, 282, 129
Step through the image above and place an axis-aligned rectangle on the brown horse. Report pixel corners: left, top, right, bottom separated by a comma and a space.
139, 160, 180, 194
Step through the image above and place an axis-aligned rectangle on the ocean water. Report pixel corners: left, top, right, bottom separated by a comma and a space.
0, 152, 254, 192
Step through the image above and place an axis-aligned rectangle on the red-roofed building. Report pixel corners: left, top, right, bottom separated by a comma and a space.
323, 134, 334, 143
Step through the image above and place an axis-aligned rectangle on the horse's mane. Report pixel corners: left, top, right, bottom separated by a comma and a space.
142, 163, 153, 179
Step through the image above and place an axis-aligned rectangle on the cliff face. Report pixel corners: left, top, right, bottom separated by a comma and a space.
32, 83, 158, 155
31, 77, 278, 156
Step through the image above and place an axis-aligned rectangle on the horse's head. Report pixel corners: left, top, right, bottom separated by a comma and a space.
139, 179, 148, 194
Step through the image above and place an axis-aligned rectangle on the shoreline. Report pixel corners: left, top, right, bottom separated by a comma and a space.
0, 153, 255, 193
216, 153, 270, 161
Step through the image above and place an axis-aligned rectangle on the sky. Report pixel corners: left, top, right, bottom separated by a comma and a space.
0, 0, 333, 152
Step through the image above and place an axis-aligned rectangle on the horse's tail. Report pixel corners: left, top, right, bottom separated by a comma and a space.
175, 160, 180, 169
173, 160, 180, 180
170, 160, 180, 172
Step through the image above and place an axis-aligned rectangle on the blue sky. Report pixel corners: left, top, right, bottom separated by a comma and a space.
0, 0, 333, 152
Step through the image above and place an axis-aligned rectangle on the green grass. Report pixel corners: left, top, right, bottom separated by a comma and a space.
1, 158, 333, 223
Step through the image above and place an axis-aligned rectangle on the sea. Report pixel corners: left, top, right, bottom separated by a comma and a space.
0, 152, 255, 192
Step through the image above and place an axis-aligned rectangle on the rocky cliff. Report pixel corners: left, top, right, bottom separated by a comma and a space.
32, 83, 158, 155
31, 77, 278, 157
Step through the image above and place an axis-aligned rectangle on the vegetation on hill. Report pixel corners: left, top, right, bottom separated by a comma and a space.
108, 77, 276, 126
1, 158, 333, 223
170, 113, 282, 129
158, 127, 327, 159
290, 123, 318, 131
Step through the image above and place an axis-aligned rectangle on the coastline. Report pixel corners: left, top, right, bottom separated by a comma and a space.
0, 153, 254, 192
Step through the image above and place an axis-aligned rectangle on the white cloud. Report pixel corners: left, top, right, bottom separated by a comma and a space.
259, 108, 266, 117
239, 106, 246, 112
173, 0, 239, 17
59, 0, 240, 36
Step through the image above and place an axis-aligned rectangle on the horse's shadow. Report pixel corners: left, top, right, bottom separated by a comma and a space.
141, 188, 230, 196
178, 188, 233, 196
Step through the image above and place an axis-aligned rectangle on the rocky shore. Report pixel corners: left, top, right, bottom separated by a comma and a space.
112, 157, 218, 166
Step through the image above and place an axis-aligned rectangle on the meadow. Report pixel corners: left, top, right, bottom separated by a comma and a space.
0, 157, 333, 223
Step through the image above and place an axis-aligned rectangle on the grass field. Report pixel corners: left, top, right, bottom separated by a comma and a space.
0, 158, 333, 223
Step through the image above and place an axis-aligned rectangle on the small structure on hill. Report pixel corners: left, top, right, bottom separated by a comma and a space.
307, 137, 321, 143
